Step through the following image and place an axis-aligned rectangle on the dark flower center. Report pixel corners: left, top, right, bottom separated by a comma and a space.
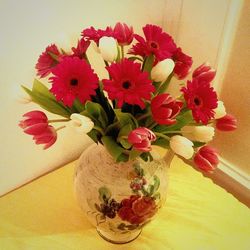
150, 41, 159, 49
194, 97, 202, 106
70, 78, 78, 86
122, 81, 131, 89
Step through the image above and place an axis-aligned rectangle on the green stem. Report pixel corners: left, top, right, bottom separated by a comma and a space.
104, 60, 109, 67
162, 131, 182, 134
93, 126, 105, 136
148, 121, 157, 130
56, 125, 66, 131
137, 112, 151, 121
48, 119, 70, 123
121, 45, 124, 59
154, 132, 170, 141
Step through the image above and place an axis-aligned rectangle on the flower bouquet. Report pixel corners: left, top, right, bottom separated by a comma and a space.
19, 23, 237, 243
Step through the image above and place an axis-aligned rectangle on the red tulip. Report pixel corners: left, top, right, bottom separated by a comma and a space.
216, 114, 237, 131
19, 110, 57, 149
128, 127, 156, 152
194, 146, 219, 172
113, 22, 134, 46
192, 63, 216, 83
151, 93, 183, 125
19, 111, 48, 135
33, 125, 57, 149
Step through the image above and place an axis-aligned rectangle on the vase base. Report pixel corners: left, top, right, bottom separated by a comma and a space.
96, 228, 142, 244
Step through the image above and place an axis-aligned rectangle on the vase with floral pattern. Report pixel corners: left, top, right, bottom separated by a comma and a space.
74, 143, 174, 244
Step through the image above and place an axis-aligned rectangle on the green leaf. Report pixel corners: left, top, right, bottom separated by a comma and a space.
84, 101, 108, 128
152, 138, 170, 148
87, 130, 99, 143
193, 141, 206, 148
143, 54, 154, 74
72, 98, 85, 113
117, 124, 133, 149
98, 186, 111, 203
101, 136, 125, 162
157, 72, 173, 94
22, 84, 71, 118
114, 109, 138, 128
32, 79, 55, 99
120, 139, 132, 149
140, 152, 153, 162
129, 149, 142, 161
117, 153, 129, 162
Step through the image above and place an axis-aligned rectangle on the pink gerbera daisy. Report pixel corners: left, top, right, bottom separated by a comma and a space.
129, 24, 176, 61
50, 57, 99, 107
181, 79, 218, 124
103, 59, 155, 109
36, 44, 61, 78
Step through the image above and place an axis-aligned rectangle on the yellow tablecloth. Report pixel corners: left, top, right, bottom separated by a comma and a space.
0, 157, 249, 250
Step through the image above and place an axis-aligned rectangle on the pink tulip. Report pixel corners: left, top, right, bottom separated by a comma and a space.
192, 63, 216, 83
113, 22, 134, 46
128, 127, 156, 152
216, 114, 237, 131
194, 146, 219, 172
151, 93, 183, 125
33, 125, 57, 149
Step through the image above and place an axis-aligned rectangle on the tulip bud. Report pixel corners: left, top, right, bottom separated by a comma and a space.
181, 126, 215, 143
170, 135, 194, 159
69, 113, 94, 133
114, 22, 134, 46
194, 146, 219, 172
192, 63, 216, 83
151, 59, 175, 82
128, 127, 156, 152
214, 101, 226, 119
216, 114, 237, 131
99, 36, 118, 62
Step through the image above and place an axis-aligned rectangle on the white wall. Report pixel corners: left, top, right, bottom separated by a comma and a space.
0, 0, 244, 195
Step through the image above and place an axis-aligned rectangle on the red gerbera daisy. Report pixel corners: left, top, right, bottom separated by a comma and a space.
71, 38, 90, 59
50, 57, 99, 107
36, 44, 61, 78
103, 59, 155, 109
82, 26, 113, 45
172, 47, 193, 79
181, 79, 218, 124
129, 24, 176, 61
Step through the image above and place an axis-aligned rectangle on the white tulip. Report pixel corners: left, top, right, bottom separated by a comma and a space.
170, 135, 194, 159
214, 101, 226, 119
99, 36, 118, 62
181, 126, 214, 143
69, 113, 94, 133
151, 58, 175, 82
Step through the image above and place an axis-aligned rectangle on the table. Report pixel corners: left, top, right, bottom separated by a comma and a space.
0, 157, 249, 250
